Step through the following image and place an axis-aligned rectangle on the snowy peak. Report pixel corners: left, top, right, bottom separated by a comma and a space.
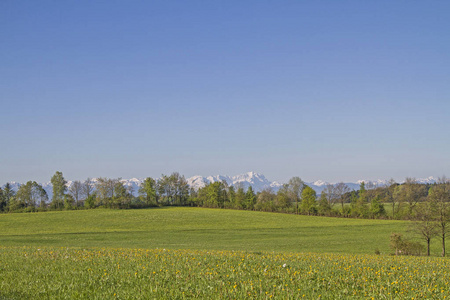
356, 176, 437, 186
206, 175, 233, 186
312, 180, 329, 187
231, 172, 282, 191
187, 172, 282, 192
416, 176, 437, 184
120, 178, 142, 193
186, 175, 210, 189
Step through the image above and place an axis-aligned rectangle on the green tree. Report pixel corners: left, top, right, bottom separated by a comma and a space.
0, 187, 5, 211
353, 182, 368, 218
318, 192, 332, 216
301, 186, 317, 215
95, 177, 118, 207
234, 186, 245, 209
255, 188, 276, 212
226, 186, 236, 209
370, 195, 386, 218
172, 172, 190, 206
0, 187, 5, 209
157, 172, 190, 206
64, 194, 75, 210
113, 180, 133, 209
275, 184, 292, 212
188, 187, 199, 207
196, 186, 208, 207
392, 185, 406, 219
157, 174, 174, 205
203, 181, 228, 208
2, 183, 15, 209
139, 177, 157, 206
84, 193, 96, 209
245, 186, 256, 210
14, 181, 47, 211
51, 171, 67, 210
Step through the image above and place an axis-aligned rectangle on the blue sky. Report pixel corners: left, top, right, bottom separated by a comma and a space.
1, 1, 449, 184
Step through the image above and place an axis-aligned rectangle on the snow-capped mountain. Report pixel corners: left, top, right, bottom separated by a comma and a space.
355, 176, 438, 187
416, 176, 438, 184
187, 171, 282, 192
1, 181, 22, 193
119, 178, 142, 194
2, 174, 440, 199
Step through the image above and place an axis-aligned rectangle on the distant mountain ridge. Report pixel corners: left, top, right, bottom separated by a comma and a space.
187, 171, 283, 192
3, 173, 439, 199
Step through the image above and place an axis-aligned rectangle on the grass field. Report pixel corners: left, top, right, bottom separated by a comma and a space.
1, 207, 449, 299
0, 207, 419, 254
1, 246, 449, 299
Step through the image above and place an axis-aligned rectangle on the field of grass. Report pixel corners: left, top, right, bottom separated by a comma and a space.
0, 207, 419, 254
1, 207, 449, 299
1, 246, 449, 299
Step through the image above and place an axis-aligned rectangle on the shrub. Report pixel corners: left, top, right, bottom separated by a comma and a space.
390, 232, 424, 256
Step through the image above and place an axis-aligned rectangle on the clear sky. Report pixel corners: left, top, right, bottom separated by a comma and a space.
1, 1, 449, 184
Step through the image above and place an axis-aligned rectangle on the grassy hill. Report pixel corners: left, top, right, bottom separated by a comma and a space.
0, 207, 425, 254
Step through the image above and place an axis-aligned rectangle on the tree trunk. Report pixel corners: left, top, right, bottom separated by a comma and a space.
427, 238, 431, 256
443, 232, 446, 257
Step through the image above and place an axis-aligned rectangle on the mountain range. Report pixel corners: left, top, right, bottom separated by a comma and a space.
3, 172, 439, 200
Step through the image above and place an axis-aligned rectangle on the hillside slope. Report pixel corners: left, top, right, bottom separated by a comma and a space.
0, 207, 431, 254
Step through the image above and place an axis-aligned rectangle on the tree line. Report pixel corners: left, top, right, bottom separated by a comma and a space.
0, 171, 193, 211
1, 172, 449, 256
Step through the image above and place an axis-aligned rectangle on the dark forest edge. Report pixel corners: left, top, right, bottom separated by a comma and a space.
1, 171, 449, 256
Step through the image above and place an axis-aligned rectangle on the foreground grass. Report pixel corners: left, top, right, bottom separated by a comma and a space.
0, 207, 421, 254
0, 246, 449, 299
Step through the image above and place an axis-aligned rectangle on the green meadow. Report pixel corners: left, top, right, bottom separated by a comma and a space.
1, 207, 449, 299
1, 207, 410, 254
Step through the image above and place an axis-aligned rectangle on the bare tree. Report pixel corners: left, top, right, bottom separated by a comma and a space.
366, 181, 376, 190
82, 178, 95, 201
384, 178, 398, 219
172, 172, 189, 205
323, 184, 337, 207
334, 182, 350, 212
157, 172, 189, 205
69, 180, 83, 208
410, 201, 439, 256
288, 177, 304, 214
401, 177, 427, 217
428, 176, 450, 257
158, 174, 173, 204
95, 178, 119, 207
15, 181, 48, 210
